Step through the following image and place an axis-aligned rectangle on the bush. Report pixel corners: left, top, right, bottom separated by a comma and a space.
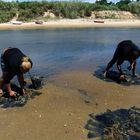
128, 2, 140, 16
0, 11, 16, 23
116, 0, 131, 11
18, 9, 44, 21
0, 1, 139, 22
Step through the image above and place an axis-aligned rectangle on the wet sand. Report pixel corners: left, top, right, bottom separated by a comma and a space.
0, 19, 140, 30
0, 70, 139, 140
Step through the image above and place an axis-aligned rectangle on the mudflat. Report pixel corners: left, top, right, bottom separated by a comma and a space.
0, 70, 139, 140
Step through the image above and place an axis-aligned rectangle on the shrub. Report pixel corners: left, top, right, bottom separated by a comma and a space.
0, 11, 16, 23
128, 2, 140, 16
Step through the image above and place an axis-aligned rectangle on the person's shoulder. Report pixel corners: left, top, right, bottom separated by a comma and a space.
13, 48, 20, 50
119, 40, 132, 45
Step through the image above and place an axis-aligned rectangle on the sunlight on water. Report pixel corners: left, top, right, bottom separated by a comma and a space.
0, 28, 140, 78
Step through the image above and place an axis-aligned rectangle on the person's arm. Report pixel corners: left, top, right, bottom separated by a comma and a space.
5, 83, 15, 96
17, 73, 26, 94
3, 71, 16, 97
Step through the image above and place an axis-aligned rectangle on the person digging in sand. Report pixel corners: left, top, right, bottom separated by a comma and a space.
0, 47, 33, 97
104, 40, 140, 78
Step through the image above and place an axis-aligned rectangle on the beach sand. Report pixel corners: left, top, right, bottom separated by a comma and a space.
0, 19, 140, 30
0, 70, 139, 140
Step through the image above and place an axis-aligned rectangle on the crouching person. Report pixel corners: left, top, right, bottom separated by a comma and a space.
103, 40, 140, 77
0, 47, 33, 97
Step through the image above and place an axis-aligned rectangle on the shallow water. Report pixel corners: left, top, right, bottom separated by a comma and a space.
0, 28, 140, 78
0, 28, 140, 140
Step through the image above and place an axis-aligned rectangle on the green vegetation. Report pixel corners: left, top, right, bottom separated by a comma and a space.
128, 2, 140, 16
0, 1, 17, 23
0, 0, 139, 23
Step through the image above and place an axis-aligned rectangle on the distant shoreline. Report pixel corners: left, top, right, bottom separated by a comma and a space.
0, 19, 140, 30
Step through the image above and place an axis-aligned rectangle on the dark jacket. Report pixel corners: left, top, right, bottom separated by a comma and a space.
106, 40, 140, 71
2, 48, 33, 83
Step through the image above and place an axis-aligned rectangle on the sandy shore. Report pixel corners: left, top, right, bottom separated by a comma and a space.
1, 19, 140, 30
0, 70, 139, 140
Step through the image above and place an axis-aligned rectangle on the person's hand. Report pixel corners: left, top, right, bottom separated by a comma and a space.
22, 88, 26, 95
0, 89, 3, 96
119, 74, 125, 80
103, 71, 107, 77
128, 62, 135, 71
9, 90, 16, 97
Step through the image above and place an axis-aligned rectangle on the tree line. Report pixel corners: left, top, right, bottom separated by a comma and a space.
0, 0, 140, 23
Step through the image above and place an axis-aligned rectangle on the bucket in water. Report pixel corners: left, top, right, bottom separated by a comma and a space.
31, 76, 43, 89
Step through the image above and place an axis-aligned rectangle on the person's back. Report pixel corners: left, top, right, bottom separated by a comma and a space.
117, 40, 140, 61
4, 48, 26, 72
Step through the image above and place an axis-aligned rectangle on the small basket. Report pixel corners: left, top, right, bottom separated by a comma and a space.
31, 76, 43, 89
